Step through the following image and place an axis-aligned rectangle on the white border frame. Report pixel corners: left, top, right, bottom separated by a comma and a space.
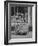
8, 3, 36, 43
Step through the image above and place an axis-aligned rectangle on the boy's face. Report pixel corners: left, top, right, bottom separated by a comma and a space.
16, 13, 24, 23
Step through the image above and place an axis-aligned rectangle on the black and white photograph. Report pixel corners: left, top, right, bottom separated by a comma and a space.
4, 1, 37, 45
